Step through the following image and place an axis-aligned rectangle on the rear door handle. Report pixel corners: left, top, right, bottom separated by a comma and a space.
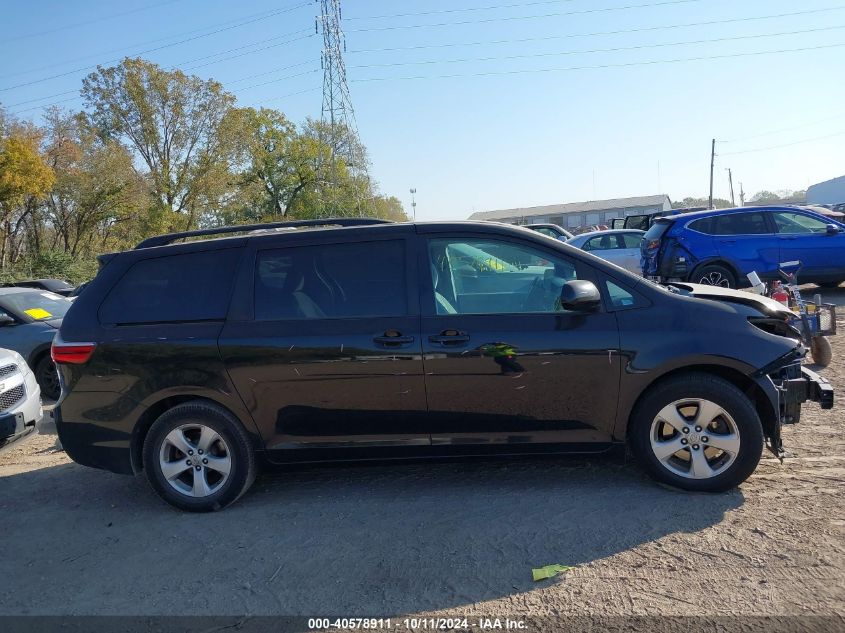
373, 332, 415, 347
428, 330, 470, 346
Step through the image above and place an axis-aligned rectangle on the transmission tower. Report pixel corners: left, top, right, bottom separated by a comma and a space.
317, 0, 369, 217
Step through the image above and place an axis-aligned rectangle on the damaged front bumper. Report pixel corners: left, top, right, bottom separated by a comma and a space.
753, 350, 835, 456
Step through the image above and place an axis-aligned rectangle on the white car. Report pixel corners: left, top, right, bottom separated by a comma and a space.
566, 229, 645, 275
0, 347, 43, 447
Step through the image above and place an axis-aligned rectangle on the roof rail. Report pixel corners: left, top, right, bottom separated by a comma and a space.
134, 217, 393, 249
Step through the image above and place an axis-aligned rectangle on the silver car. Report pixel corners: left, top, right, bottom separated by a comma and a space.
566, 229, 645, 275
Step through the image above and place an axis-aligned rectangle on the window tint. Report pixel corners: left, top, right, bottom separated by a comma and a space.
100, 249, 241, 325
689, 217, 715, 234
772, 212, 829, 234
429, 238, 580, 315
255, 240, 406, 320
713, 212, 769, 235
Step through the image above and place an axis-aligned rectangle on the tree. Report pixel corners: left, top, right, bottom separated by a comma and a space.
672, 197, 732, 209
41, 108, 147, 256
0, 118, 54, 265
81, 58, 236, 230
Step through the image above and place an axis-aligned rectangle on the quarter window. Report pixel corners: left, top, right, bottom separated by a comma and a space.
428, 238, 581, 315
99, 249, 241, 325
772, 212, 829, 234
255, 240, 406, 320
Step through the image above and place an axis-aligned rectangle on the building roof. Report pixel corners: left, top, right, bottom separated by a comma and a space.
467, 195, 670, 221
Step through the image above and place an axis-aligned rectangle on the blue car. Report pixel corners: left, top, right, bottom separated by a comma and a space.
641, 205, 845, 288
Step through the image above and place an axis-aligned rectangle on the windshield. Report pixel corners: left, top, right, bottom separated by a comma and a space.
0, 291, 71, 320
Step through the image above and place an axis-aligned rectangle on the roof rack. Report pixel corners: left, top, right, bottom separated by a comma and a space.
135, 218, 393, 249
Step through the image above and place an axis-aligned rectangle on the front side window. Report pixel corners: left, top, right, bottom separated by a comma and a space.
428, 238, 580, 315
99, 249, 241, 325
255, 240, 406, 320
772, 212, 829, 234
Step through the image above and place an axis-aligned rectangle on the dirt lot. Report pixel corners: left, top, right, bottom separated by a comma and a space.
1, 289, 844, 624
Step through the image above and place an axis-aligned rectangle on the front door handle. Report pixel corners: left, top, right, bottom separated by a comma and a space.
373, 332, 415, 347
429, 330, 470, 346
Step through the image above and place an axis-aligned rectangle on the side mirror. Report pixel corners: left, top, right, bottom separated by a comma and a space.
826, 224, 841, 235
0, 314, 16, 327
560, 280, 601, 311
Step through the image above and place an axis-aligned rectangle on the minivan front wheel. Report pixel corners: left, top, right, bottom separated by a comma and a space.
143, 402, 256, 511
630, 373, 763, 492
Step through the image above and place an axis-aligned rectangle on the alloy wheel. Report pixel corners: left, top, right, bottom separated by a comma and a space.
158, 424, 232, 497
699, 271, 731, 287
649, 398, 741, 479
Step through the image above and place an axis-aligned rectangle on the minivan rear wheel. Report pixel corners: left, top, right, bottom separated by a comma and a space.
142, 401, 256, 512
629, 373, 763, 492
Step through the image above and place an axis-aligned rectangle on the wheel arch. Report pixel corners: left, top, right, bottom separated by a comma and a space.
688, 259, 741, 285
621, 364, 777, 442
27, 342, 53, 369
130, 395, 259, 475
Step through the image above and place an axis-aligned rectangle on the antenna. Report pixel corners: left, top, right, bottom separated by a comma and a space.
318, 0, 369, 217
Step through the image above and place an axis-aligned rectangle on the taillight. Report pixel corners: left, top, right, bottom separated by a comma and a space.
51, 341, 96, 365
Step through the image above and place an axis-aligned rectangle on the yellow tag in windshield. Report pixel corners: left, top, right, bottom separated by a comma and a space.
24, 308, 52, 319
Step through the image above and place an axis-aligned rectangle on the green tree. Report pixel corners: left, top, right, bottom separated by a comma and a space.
81, 58, 236, 230
672, 197, 732, 209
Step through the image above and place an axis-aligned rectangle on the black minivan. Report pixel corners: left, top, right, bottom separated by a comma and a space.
53, 219, 833, 511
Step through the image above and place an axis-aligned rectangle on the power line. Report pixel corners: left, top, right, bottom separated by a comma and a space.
6, 29, 313, 108
719, 130, 845, 155
721, 110, 845, 143
351, 42, 845, 82
5, 0, 187, 42
348, 0, 709, 33
0, 4, 309, 81
349, 25, 845, 70
0, 1, 310, 92
346, 0, 580, 20
348, 6, 845, 53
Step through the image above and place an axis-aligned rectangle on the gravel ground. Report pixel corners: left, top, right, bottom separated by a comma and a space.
1, 289, 843, 624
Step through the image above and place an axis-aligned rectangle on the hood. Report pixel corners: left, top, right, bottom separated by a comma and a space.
667, 282, 793, 318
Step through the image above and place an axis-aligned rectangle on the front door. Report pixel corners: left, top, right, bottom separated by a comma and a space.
419, 231, 621, 448
771, 210, 845, 281
219, 232, 428, 455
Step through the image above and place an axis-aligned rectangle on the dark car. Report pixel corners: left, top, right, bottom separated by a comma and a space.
519, 223, 574, 241
0, 287, 72, 400
641, 205, 845, 288
53, 218, 832, 511
2, 278, 75, 297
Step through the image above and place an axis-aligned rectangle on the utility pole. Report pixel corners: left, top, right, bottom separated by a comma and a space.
739, 182, 746, 206
726, 168, 735, 206
409, 188, 417, 221
318, 0, 368, 217
708, 138, 716, 209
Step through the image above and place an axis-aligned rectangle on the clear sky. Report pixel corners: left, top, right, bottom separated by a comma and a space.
2, 0, 844, 220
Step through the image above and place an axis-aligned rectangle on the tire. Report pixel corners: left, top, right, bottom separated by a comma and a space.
142, 401, 256, 512
810, 336, 833, 368
629, 373, 764, 492
692, 264, 736, 289
34, 354, 61, 402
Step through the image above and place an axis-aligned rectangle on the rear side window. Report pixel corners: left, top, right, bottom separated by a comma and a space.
714, 212, 769, 235
255, 240, 406, 320
621, 233, 643, 248
99, 249, 241, 325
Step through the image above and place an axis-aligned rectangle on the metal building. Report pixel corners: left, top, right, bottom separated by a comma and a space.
467, 195, 672, 231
